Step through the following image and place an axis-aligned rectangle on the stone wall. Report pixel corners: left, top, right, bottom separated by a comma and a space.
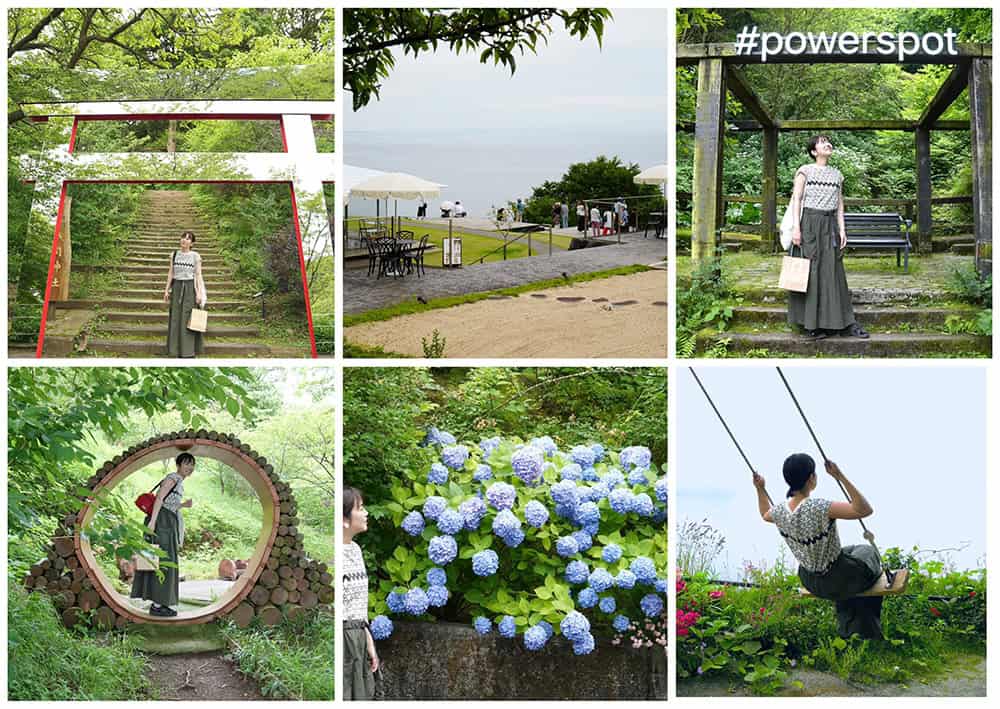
374, 620, 667, 700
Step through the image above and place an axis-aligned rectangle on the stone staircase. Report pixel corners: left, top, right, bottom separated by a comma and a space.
49, 190, 272, 357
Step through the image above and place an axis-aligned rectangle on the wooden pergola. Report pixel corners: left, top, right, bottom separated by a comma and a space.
678, 42, 992, 276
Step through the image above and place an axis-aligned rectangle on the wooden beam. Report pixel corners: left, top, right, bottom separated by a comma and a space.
761, 126, 779, 249
915, 127, 933, 253
678, 119, 969, 132
691, 58, 727, 261
969, 58, 992, 276
725, 67, 774, 127
677, 42, 991, 65
918, 63, 970, 127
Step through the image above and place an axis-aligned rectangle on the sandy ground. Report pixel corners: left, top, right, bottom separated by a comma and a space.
346, 270, 668, 358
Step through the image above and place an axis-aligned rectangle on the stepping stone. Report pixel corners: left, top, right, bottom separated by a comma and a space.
652, 301, 668, 307
699, 332, 991, 357
612, 300, 639, 306
530, 293, 548, 299
556, 296, 586, 303
592, 297, 609, 303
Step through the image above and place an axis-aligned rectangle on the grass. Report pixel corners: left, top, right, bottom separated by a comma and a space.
309, 255, 334, 355
8, 584, 152, 700
221, 609, 334, 699
344, 263, 652, 330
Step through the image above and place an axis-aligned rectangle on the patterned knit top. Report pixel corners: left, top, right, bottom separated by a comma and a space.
172, 250, 199, 281
795, 164, 842, 211
342, 541, 369, 622
769, 497, 841, 574
160, 472, 185, 513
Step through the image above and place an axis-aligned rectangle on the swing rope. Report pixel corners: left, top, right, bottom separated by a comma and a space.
775, 366, 894, 586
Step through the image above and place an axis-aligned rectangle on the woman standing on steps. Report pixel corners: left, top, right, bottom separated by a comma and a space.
787, 136, 869, 340
131, 453, 196, 617
343, 487, 379, 700
163, 230, 208, 357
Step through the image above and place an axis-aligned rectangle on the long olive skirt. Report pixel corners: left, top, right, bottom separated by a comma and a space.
344, 624, 376, 700
167, 279, 204, 358
787, 207, 858, 331
130, 508, 180, 608
799, 544, 884, 639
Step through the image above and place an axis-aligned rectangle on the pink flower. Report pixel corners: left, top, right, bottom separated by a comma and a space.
930, 607, 941, 617
709, 589, 724, 600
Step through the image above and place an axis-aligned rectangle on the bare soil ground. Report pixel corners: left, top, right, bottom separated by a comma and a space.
145, 651, 265, 701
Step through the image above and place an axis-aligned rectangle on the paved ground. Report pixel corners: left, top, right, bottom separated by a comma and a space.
345, 237, 668, 315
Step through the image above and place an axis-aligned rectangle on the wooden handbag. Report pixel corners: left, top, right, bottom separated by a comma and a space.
187, 308, 208, 332
779, 245, 810, 293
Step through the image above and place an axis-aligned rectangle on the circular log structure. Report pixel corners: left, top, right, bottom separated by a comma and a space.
24, 430, 334, 629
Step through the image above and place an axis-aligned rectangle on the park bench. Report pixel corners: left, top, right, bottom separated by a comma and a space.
844, 212, 913, 273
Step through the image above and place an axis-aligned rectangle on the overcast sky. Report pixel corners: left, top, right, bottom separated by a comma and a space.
677, 366, 987, 578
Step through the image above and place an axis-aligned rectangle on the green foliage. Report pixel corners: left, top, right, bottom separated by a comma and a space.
346, 8, 611, 110
677, 260, 737, 357
222, 610, 334, 699
421, 329, 447, 357
8, 585, 152, 700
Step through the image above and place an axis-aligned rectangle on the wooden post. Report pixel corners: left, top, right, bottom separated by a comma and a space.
691, 58, 726, 261
761, 126, 779, 252
52, 195, 72, 301
969, 58, 992, 277
915, 127, 932, 254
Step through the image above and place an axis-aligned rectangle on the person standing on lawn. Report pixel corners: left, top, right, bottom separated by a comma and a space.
343, 487, 379, 699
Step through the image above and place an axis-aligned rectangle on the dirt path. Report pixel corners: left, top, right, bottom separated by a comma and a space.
678, 655, 986, 697
145, 650, 265, 700
345, 270, 668, 358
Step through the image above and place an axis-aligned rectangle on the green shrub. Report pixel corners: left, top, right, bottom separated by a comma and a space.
677, 259, 737, 357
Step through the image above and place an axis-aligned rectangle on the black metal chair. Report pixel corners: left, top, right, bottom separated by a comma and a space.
374, 237, 402, 279
404, 235, 431, 277
362, 237, 378, 277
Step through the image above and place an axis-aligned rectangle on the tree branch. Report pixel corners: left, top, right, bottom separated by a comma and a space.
8, 8, 65, 58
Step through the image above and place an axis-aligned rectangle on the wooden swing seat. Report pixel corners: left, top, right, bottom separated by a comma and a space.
799, 569, 909, 598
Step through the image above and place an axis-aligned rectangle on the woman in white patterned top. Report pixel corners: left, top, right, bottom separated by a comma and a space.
787, 135, 869, 340
163, 230, 207, 358
752, 454, 884, 639
343, 487, 379, 700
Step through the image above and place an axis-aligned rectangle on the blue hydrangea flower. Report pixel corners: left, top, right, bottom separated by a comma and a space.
498, 615, 517, 638
426, 567, 447, 587
608, 488, 634, 514
486, 482, 517, 510
370, 615, 393, 640
560, 463, 583, 481
387, 591, 405, 613
602, 544, 623, 564
441, 445, 470, 470
479, 436, 502, 456
473, 463, 493, 482
459, 496, 488, 531
573, 631, 596, 655
427, 584, 450, 607
473, 616, 492, 634
538, 620, 554, 639
524, 500, 550, 528
599, 596, 616, 614
511, 445, 545, 485
588, 482, 611, 501
529, 436, 558, 457
589, 567, 614, 593
551, 480, 579, 507
653, 508, 668, 524
654, 477, 668, 503
654, 578, 668, 594
641, 593, 665, 617
631, 493, 655, 517
565, 560, 589, 584
619, 446, 652, 471
555, 502, 579, 520
628, 468, 650, 487
559, 611, 590, 642
422, 496, 447, 521
556, 536, 579, 558
571, 530, 593, 552
570, 444, 597, 468
577, 587, 598, 608
581, 466, 600, 482
492, 509, 524, 547
601, 469, 626, 489
631, 556, 658, 584
591, 443, 606, 462
401, 511, 425, 536
612, 614, 631, 633
615, 569, 637, 589
472, 549, 500, 576
436, 508, 464, 535
423, 427, 456, 446
404, 588, 429, 615
524, 624, 548, 650
574, 502, 601, 528
428, 535, 458, 566
427, 462, 449, 485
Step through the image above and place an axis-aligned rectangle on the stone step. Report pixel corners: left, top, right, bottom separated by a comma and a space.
128, 241, 219, 249
85, 339, 271, 356
102, 311, 255, 323
733, 286, 946, 306
932, 234, 975, 252
126, 248, 222, 257
107, 289, 242, 299
120, 265, 231, 275
730, 306, 975, 329
121, 279, 238, 289
51, 299, 247, 312
951, 244, 976, 255
98, 324, 260, 337
698, 331, 990, 357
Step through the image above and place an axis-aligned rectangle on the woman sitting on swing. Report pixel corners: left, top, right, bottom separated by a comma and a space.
753, 453, 884, 639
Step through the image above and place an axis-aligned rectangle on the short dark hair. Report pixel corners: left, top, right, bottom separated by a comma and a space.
783, 453, 815, 498
806, 135, 832, 158
181, 230, 196, 243
343, 487, 363, 523
176, 452, 196, 467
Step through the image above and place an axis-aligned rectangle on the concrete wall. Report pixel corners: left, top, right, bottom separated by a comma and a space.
374, 620, 667, 700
